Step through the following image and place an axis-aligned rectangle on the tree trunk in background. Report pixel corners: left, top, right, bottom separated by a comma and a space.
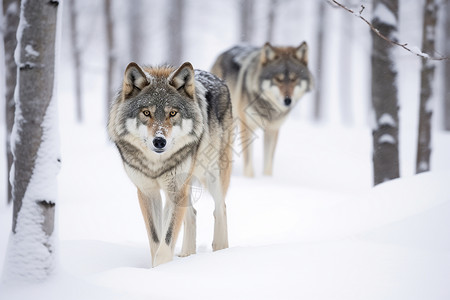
167, 0, 184, 65
128, 0, 142, 63
339, 0, 354, 126
239, 0, 254, 43
4, 0, 60, 281
266, 0, 278, 43
104, 0, 117, 121
69, 0, 83, 122
444, 0, 450, 131
371, 0, 400, 186
3, 0, 21, 204
416, 0, 437, 174
314, 0, 325, 121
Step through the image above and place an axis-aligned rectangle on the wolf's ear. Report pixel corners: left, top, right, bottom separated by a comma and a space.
261, 42, 278, 64
295, 42, 308, 65
169, 62, 195, 99
122, 62, 149, 99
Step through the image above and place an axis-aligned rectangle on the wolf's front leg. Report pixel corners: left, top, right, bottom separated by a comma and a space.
179, 203, 197, 257
208, 176, 229, 251
137, 189, 162, 261
153, 187, 189, 267
263, 128, 279, 176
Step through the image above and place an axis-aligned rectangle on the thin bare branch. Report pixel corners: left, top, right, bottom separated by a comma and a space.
359, 5, 365, 14
330, 0, 448, 61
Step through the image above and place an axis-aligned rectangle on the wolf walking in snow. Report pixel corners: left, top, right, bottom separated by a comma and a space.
108, 62, 233, 267
211, 42, 313, 177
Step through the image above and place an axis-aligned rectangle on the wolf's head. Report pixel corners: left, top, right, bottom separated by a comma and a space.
110, 62, 204, 155
258, 42, 313, 110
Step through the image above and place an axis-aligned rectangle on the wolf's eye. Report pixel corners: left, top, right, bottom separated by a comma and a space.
289, 72, 298, 82
274, 75, 284, 83
169, 111, 177, 117
142, 110, 150, 117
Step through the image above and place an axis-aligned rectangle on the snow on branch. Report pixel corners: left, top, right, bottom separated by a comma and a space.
329, 0, 448, 61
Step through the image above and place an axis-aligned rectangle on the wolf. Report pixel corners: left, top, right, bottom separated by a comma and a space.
108, 61, 234, 267
211, 42, 313, 177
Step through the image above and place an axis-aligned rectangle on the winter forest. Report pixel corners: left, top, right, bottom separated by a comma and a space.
1, 0, 450, 299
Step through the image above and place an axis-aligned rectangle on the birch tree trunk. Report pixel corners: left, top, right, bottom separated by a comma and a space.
128, 0, 142, 62
416, 0, 437, 174
68, 0, 83, 122
239, 0, 254, 43
104, 0, 117, 121
314, 0, 326, 121
339, 0, 354, 126
371, 0, 400, 185
167, 0, 185, 65
266, 0, 278, 43
3, 0, 21, 204
444, 1, 450, 131
4, 0, 60, 282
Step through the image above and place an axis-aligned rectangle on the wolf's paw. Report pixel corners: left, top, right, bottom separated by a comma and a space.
212, 241, 228, 252
179, 231, 196, 258
178, 249, 196, 258
153, 243, 173, 267
243, 169, 255, 178
263, 169, 273, 176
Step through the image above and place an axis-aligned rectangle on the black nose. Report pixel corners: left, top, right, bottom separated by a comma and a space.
153, 137, 166, 149
284, 97, 292, 106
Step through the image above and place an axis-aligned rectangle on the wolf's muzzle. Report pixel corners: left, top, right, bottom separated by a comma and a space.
153, 137, 167, 149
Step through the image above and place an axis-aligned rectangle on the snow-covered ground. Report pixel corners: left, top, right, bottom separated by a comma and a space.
1, 0, 450, 299
1, 117, 450, 300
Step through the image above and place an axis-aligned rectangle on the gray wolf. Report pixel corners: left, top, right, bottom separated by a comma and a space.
108, 62, 233, 267
211, 42, 313, 177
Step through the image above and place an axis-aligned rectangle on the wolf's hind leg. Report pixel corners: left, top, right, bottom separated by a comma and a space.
263, 128, 279, 176
239, 117, 255, 178
138, 189, 162, 261
179, 197, 197, 257
208, 176, 229, 251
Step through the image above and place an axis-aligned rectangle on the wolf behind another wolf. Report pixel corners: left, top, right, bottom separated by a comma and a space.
211, 42, 314, 177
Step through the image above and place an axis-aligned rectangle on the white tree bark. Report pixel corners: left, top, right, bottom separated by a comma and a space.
3, 0, 21, 204
3, 0, 60, 282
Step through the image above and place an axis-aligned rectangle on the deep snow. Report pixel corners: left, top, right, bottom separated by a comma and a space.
1, 0, 450, 299
1, 120, 450, 300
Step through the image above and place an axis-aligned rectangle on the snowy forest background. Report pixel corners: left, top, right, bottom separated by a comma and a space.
1, 0, 450, 299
